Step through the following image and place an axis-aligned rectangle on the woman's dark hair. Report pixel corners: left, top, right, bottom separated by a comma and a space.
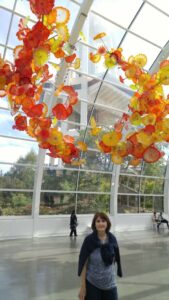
71, 210, 75, 214
91, 212, 111, 233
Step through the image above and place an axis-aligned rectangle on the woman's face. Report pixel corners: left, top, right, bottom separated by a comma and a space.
95, 217, 107, 233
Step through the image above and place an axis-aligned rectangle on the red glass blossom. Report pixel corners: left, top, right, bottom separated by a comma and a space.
30, 0, 54, 16
13, 115, 27, 131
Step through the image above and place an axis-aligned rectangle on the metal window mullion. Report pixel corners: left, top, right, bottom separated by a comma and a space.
0, 161, 37, 167
118, 193, 164, 197
119, 172, 164, 179
0, 188, 33, 192
43, 166, 112, 175
68, 68, 133, 92
117, 1, 145, 48
0, 134, 36, 142
0, 5, 36, 24
3, 0, 18, 60
41, 190, 111, 194
143, 0, 169, 18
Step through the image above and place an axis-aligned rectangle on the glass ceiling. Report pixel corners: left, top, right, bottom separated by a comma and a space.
0, 0, 169, 215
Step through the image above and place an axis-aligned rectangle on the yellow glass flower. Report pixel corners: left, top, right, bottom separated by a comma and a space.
71, 159, 86, 166
104, 56, 116, 69
158, 65, 169, 85
89, 53, 101, 63
93, 32, 106, 40
49, 37, 63, 53
55, 7, 70, 24
90, 116, 97, 128
128, 54, 147, 68
90, 127, 102, 136
141, 114, 156, 126
33, 48, 49, 66
56, 24, 69, 42
77, 141, 88, 152
129, 112, 142, 126
111, 154, 124, 164
102, 131, 121, 147
137, 132, 153, 146
134, 54, 147, 68
47, 128, 63, 145
72, 58, 81, 69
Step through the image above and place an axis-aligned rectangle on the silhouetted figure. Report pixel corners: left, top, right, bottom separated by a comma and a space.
70, 210, 78, 237
157, 212, 169, 229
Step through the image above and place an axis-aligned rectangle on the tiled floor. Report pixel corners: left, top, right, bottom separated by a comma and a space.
0, 229, 169, 300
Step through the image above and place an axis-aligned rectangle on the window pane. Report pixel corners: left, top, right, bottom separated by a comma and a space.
140, 178, 164, 194
42, 169, 78, 191
142, 160, 166, 176
86, 13, 125, 49
0, 8, 11, 45
15, 0, 37, 21
40, 192, 75, 215
121, 33, 160, 70
118, 194, 139, 213
0, 109, 31, 139
131, 4, 169, 47
92, 0, 142, 28
120, 158, 142, 175
0, 46, 4, 56
0, 164, 35, 189
77, 194, 110, 214
78, 172, 111, 192
1, 0, 15, 9
4, 48, 14, 63
146, 0, 169, 17
0, 191, 32, 216
82, 150, 114, 172
140, 196, 163, 213
118, 175, 140, 194
0, 137, 38, 163
154, 196, 163, 212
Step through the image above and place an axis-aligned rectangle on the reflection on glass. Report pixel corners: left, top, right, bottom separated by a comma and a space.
0, 191, 32, 216
40, 192, 75, 215
77, 193, 110, 214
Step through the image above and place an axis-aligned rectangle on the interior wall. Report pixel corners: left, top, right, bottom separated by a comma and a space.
0, 213, 155, 240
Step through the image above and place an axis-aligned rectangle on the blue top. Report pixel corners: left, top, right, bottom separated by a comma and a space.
87, 245, 116, 290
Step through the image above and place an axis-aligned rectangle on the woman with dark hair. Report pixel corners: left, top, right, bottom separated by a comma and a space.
70, 210, 78, 237
78, 212, 122, 300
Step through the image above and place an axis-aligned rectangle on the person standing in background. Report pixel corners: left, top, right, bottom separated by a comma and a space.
70, 210, 78, 237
